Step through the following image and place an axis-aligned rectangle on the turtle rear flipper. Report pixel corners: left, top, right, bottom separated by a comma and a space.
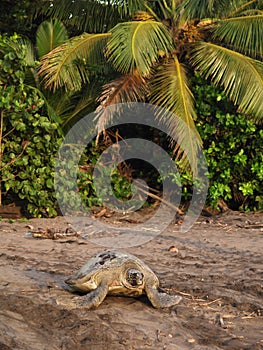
145, 285, 182, 308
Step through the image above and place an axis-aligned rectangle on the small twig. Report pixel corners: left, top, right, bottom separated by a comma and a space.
173, 290, 193, 297
172, 289, 208, 302
2, 120, 19, 139
0, 142, 29, 171
200, 298, 222, 306
173, 290, 222, 306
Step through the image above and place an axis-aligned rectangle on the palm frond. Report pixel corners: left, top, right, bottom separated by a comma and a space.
62, 84, 100, 131
112, 0, 147, 18
150, 55, 202, 168
180, 0, 233, 20
37, 0, 120, 33
107, 21, 174, 76
190, 41, 263, 121
95, 72, 149, 133
231, 0, 263, 16
212, 15, 263, 59
36, 20, 68, 58
39, 33, 110, 91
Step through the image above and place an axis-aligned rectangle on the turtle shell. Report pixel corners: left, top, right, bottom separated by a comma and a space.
76, 250, 153, 276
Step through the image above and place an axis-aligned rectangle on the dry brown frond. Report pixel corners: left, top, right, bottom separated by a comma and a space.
95, 71, 149, 134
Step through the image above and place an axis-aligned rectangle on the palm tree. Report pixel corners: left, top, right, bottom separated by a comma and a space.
38, 0, 263, 164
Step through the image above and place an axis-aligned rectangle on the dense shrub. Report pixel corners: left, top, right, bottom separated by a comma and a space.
1, 34, 261, 216
0, 34, 62, 216
0, 35, 132, 217
164, 74, 262, 211
193, 73, 263, 211
59, 74, 263, 213
55, 140, 134, 213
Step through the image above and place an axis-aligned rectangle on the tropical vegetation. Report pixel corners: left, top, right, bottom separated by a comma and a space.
0, 34, 62, 216
186, 73, 262, 211
38, 0, 263, 165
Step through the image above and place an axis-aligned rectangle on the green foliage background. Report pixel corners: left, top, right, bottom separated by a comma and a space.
0, 34, 262, 217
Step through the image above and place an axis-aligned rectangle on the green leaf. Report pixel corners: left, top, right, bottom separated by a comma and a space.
36, 20, 69, 58
46, 178, 54, 189
190, 41, 263, 121
107, 21, 174, 76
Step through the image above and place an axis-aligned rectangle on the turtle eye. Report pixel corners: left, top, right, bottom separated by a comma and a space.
127, 269, 144, 286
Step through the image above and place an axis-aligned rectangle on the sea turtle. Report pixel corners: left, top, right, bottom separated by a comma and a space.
65, 250, 182, 309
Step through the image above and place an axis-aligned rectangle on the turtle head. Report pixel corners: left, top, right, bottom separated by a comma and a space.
126, 268, 144, 287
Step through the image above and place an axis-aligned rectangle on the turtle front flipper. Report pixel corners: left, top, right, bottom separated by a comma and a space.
76, 279, 109, 309
58, 279, 109, 309
145, 285, 182, 308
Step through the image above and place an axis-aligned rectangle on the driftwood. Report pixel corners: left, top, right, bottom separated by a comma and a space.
0, 205, 22, 219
